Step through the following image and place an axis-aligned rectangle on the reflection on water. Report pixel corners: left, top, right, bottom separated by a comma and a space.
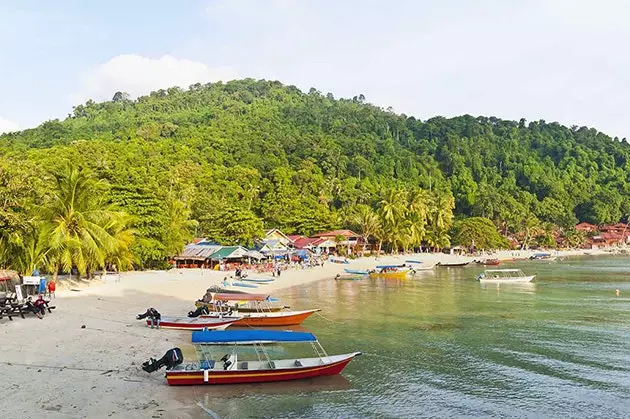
176, 256, 630, 418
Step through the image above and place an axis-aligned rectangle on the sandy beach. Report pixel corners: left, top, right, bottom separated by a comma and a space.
0, 248, 610, 418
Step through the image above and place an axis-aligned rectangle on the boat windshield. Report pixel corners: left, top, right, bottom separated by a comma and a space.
483, 269, 526, 278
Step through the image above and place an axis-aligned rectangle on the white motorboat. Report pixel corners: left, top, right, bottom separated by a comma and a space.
476, 269, 535, 283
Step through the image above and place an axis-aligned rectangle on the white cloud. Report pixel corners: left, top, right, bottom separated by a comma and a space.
73, 54, 237, 103
0, 116, 19, 134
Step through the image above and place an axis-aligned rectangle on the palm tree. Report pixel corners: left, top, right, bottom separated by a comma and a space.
407, 189, 431, 250
352, 205, 380, 255
41, 165, 133, 280
163, 196, 199, 258
378, 189, 406, 226
377, 189, 406, 253
425, 192, 454, 252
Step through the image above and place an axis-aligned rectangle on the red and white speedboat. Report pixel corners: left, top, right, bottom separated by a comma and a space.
143, 330, 361, 385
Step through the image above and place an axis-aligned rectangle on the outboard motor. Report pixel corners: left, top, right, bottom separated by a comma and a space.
187, 305, 209, 318
142, 347, 183, 373
136, 308, 161, 321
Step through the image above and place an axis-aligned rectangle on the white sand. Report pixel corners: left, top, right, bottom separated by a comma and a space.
0, 248, 610, 418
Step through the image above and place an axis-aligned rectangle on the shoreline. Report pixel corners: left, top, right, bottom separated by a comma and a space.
55, 247, 613, 299
1, 248, 619, 418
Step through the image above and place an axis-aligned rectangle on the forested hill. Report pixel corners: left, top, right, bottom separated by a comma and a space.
1, 79, 629, 265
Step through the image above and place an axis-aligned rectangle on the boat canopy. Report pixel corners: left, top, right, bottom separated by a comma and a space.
375, 264, 405, 269
211, 293, 270, 301
192, 330, 317, 344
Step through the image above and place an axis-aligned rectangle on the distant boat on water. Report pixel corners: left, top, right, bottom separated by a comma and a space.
476, 258, 500, 266
476, 269, 535, 283
438, 260, 471, 267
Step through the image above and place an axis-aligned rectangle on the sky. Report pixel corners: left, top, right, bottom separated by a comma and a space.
1, 0, 630, 138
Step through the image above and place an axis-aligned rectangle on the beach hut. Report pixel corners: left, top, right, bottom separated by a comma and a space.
173, 245, 222, 268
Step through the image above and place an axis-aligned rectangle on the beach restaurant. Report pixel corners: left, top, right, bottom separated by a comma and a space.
173, 245, 265, 269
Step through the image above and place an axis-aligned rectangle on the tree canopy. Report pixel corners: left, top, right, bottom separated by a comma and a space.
1, 78, 629, 268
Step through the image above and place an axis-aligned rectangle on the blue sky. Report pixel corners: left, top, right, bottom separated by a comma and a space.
1, 0, 630, 138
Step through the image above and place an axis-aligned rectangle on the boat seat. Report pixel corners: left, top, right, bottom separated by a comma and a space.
294, 360, 303, 367
239, 362, 248, 370
200, 360, 215, 369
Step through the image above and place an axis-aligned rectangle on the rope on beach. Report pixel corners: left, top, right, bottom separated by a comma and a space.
0, 361, 125, 374
83, 326, 156, 340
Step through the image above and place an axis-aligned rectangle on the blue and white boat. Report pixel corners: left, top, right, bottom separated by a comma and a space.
344, 268, 368, 275
240, 277, 275, 284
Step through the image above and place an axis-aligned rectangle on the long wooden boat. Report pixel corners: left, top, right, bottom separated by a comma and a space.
476, 258, 500, 266
335, 273, 363, 281
201, 293, 319, 327
476, 269, 535, 283
438, 260, 471, 267
151, 330, 361, 385
145, 316, 240, 331
195, 300, 284, 313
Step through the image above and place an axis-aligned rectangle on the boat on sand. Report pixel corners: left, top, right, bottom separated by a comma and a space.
141, 330, 362, 386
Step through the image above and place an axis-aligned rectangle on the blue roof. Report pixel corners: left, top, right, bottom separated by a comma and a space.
192, 330, 317, 344
376, 264, 405, 269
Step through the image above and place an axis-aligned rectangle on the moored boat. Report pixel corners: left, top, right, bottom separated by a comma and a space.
476, 258, 500, 266
240, 277, 275, 284
202, 293, 319, 327
335, 273, 363, 281
411, 263, 437, 271
141, 330, 362, 386
343, 268, 368, 275
222, 279, 258, 289
476, 269, 535, 283
438, 260, 472, 267
368, 269, 408, 279
136, 307, 240, 330
143, 315, 240, 330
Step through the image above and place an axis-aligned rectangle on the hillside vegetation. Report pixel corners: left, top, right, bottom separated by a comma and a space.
1, 79, 628, 269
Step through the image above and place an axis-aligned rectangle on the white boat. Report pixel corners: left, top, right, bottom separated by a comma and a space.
412, 263, 437, 271
476, 269, 535, 283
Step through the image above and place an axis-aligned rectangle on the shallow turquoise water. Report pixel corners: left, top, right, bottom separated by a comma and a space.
176, 256, 630, 418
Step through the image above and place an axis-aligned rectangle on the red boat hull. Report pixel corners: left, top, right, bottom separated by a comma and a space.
166, 355, 358, 385
200, 310, 319, 327
146, 318, 237, 330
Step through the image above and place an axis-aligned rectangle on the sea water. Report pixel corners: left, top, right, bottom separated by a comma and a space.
173, 256, 630, 418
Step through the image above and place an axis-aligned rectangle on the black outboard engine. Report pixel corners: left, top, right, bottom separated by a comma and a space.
142, 347, 183, 373
136, 308, 161, 321
188, 305, 209, 318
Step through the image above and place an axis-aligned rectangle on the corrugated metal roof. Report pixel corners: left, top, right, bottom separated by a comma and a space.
209, 246, 249, 261
174, 245, 223, 260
